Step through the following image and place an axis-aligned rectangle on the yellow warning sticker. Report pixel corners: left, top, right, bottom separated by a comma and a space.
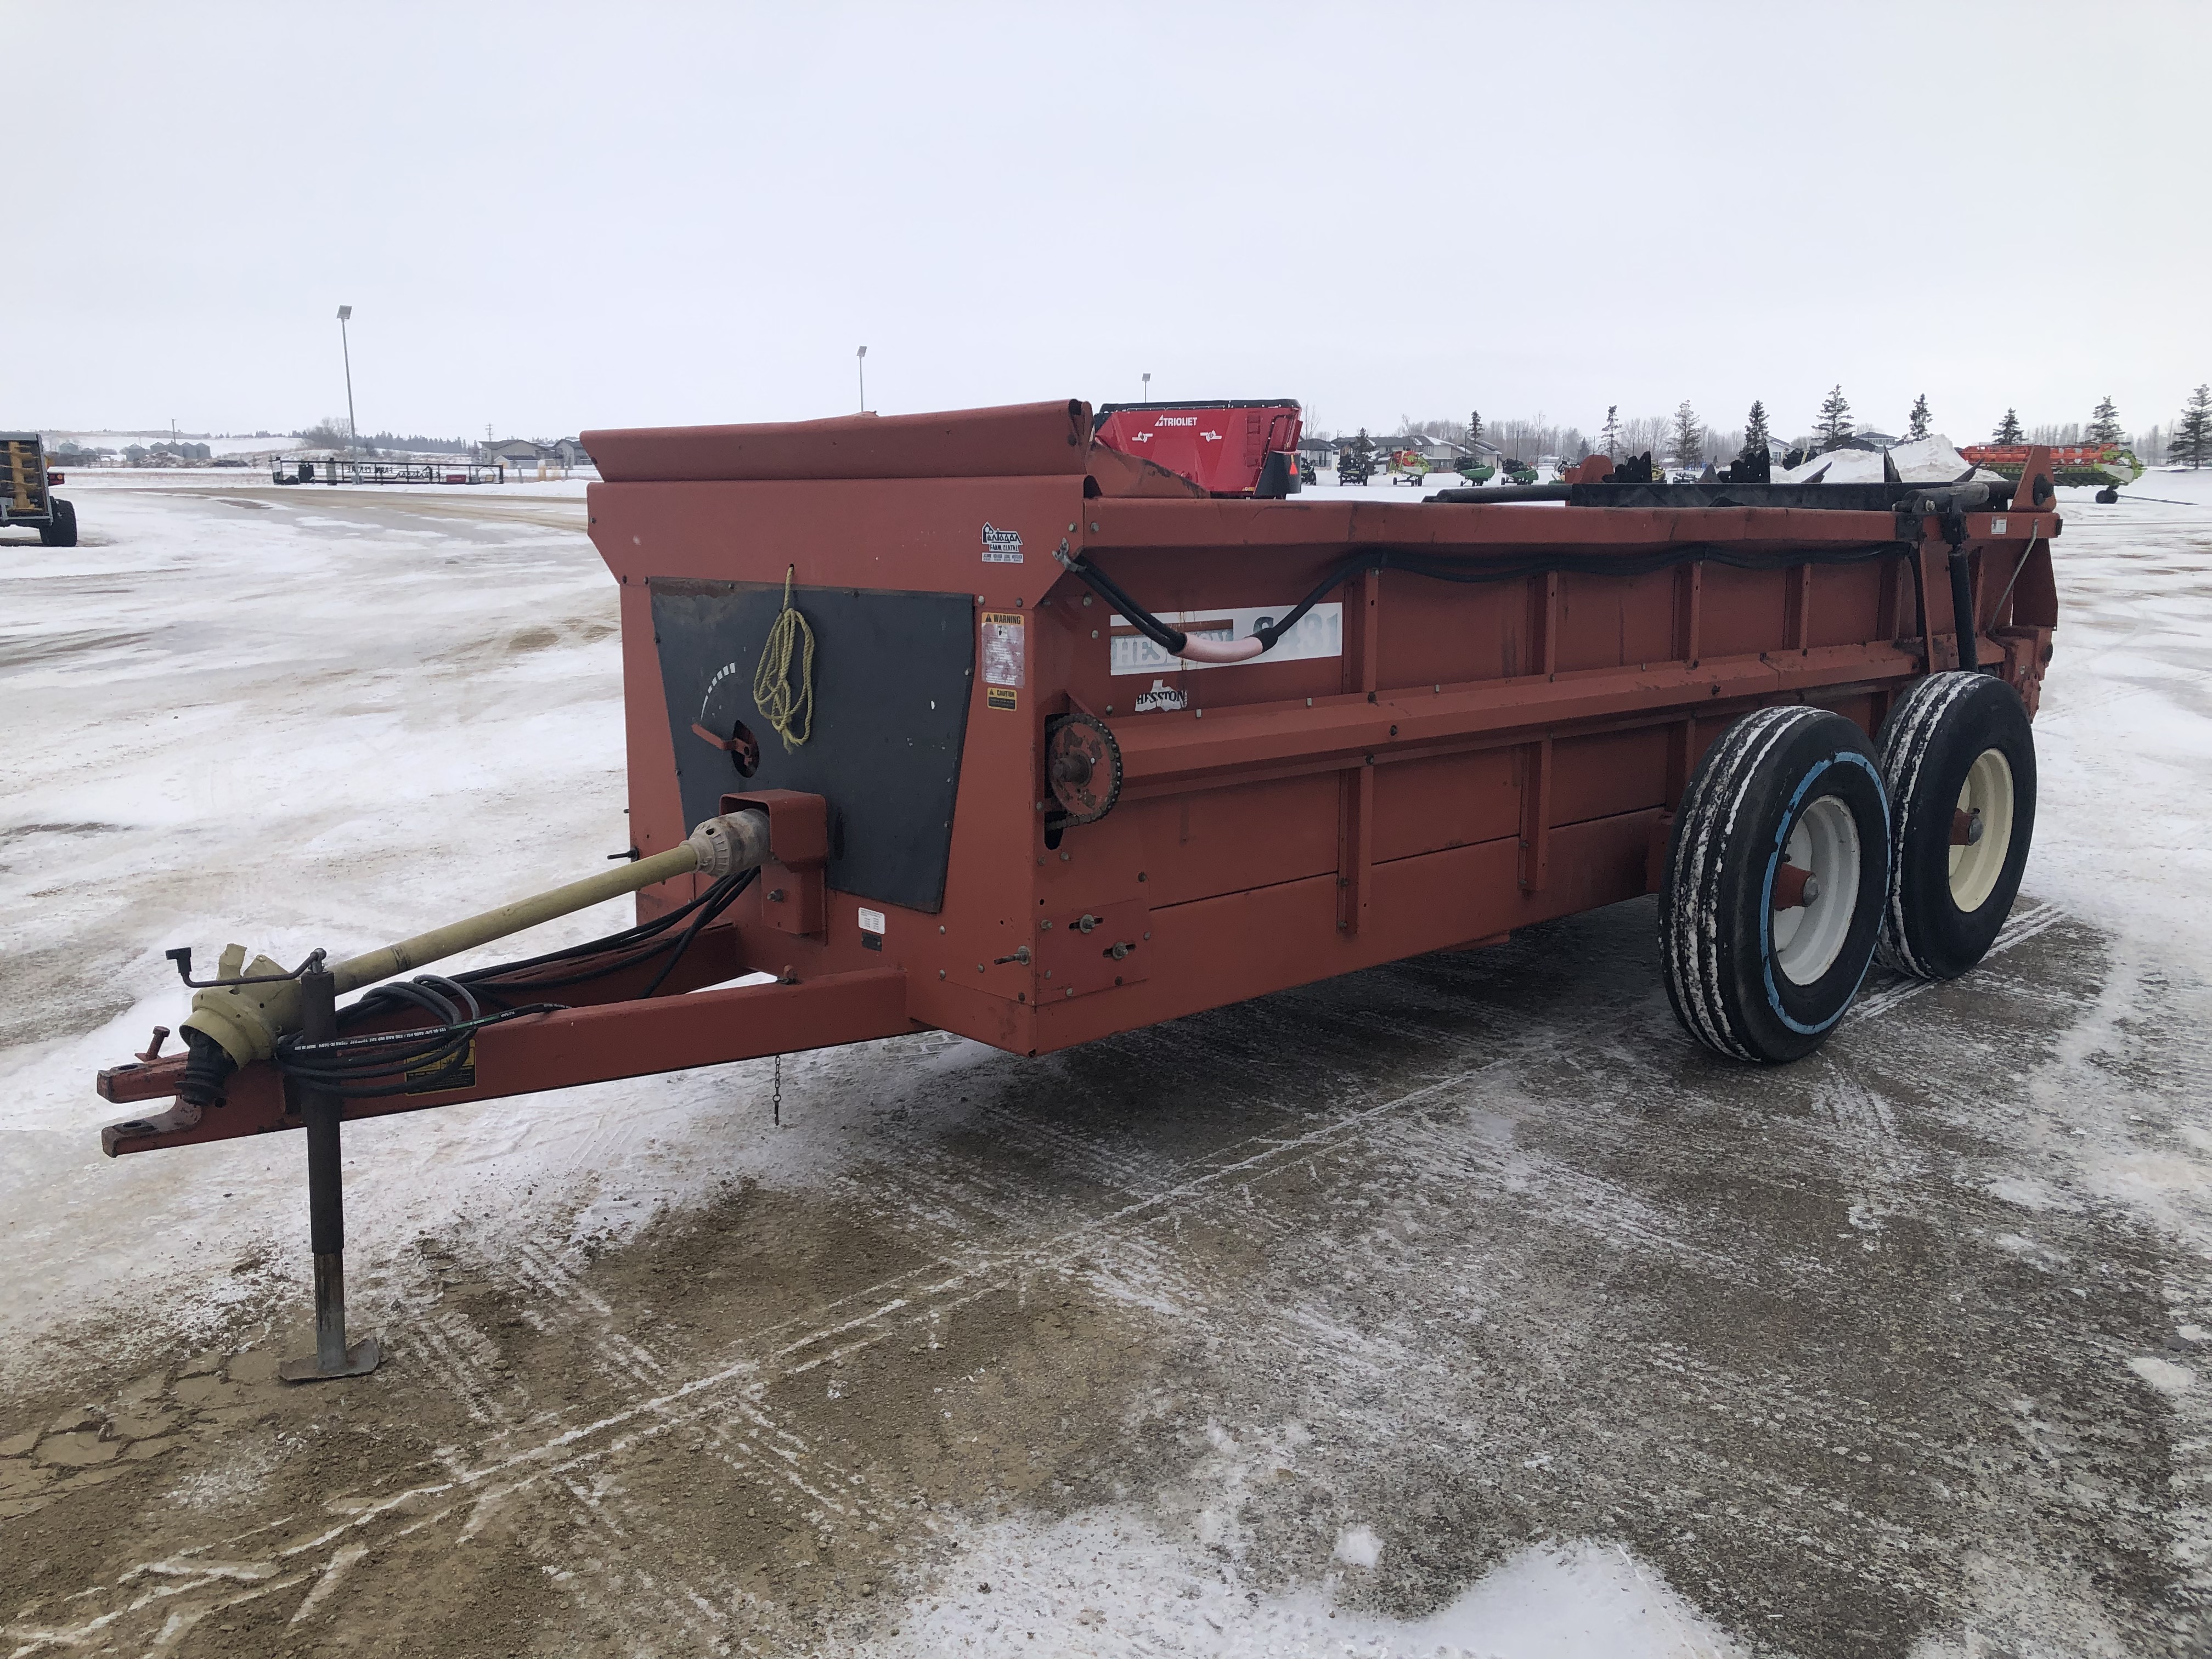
404, 1039, 476, 1094
986, 685, 1018, 711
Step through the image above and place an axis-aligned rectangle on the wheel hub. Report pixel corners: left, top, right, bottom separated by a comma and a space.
1771, 795, 1861, 986
1948, 748, 2015, 911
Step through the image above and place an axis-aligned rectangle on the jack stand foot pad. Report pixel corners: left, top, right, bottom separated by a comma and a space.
278, 1336, 382, 1383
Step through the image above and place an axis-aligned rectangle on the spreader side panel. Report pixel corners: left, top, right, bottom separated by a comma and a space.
650, 579, 975, 912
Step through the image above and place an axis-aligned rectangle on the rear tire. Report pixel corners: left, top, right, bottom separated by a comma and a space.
1661, 706, 1891, 1063
39, 498, 77, 547
1875, 672, 2036, 980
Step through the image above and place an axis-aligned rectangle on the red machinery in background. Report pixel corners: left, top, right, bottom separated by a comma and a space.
1092, 400, 1303, 496
92, 400, 2060, 1380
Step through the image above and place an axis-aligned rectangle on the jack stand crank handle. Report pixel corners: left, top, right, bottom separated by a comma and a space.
279, 966, 381, 1384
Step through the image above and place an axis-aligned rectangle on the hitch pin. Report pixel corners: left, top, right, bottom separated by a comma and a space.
136, 1025, 171, 1063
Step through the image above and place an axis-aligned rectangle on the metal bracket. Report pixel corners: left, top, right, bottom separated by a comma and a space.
166, 945, 327, 989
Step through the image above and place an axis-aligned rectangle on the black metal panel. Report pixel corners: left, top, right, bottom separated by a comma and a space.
650, 580, 974, 913
1425, 481, 2006, 514
1567, 482, 1917, 511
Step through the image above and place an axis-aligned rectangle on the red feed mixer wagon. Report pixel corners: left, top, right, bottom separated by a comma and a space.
94, 401, 2060, 1381
1091, 399, 1304, 496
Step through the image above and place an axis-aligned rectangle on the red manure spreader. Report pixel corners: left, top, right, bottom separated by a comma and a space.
94, 401, 2060, 1379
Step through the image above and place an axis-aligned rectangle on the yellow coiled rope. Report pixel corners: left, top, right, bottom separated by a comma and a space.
752, 565, 816, 751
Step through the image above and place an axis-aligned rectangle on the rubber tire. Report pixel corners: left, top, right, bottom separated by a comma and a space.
1661, 705, 1891, 1064
1875, 672, 2036, 980
39, 498, 77, 547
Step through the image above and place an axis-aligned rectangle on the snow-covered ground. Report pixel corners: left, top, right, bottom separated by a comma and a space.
4, 470, 2211, 1657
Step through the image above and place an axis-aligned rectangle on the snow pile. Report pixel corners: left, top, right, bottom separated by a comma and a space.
1773, 433, 2004, 486
862, 1509, 1741, 1658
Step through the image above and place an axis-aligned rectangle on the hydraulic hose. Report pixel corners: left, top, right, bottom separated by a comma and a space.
1058, 538, 1919, 673
331, 840, 704, 994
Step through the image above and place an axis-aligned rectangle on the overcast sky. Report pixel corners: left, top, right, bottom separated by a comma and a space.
11, 2, 2205, 445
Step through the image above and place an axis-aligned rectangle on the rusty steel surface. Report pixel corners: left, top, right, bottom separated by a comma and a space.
97, 411, 2060, 1151
583, 399, 1093, 484
584, 425, 2055, 1050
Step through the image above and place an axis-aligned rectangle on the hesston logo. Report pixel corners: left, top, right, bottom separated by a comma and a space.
1133, 678, 1187, 713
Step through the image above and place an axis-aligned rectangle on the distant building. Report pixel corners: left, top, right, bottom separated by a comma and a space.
486, 437, 593, 473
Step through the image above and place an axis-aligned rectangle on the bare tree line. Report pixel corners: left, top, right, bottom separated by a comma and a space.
1330, 397, 2175, 467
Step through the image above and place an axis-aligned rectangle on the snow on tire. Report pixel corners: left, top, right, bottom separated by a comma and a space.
1660, 705, 1891, 1064
1875, 671, 2036, 980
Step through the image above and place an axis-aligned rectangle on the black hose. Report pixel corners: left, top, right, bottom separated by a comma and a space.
1252, 540, 1914, 654
1059, 556, 1189, 655
639, 867, 757, 997
270, 867, 759, 1101
276, 1000, 565, 1099
1064, 539, 1915, 666
459, 867, 755, 1001
1948, 546, 1987, 674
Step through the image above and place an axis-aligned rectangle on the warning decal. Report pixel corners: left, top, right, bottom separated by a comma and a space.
981, 611, 1025, 689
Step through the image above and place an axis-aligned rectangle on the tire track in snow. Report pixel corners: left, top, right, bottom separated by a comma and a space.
7, 891, 2134, 1656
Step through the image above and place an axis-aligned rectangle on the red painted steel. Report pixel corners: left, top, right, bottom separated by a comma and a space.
1963, 442, 2123, 472
97, 408, 2059, 1153
1093, 404, 1302, 495
99, 967, 911, 1155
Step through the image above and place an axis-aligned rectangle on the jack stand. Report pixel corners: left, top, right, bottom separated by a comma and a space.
279, 966, 382, 1383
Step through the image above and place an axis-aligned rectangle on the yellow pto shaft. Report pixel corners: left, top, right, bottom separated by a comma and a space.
181, 810, 772, 1068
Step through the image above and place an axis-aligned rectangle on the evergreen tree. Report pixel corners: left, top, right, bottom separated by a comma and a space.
1815, 385, 1852, 449
2087, 396, 2123, 445
1668, 401, 1705, 470
1600, 404, 1621, 455
1468, 409, 1482, 447
1744, 400, 1770, 453
2174, 386, 2212, 469
1906, 394, 1932, 441
1991, 408, 2024, 444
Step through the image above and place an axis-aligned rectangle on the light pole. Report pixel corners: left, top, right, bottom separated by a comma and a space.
1142, 371, 1151, 404
336, 306, 358, 453
857, 345, 867, 413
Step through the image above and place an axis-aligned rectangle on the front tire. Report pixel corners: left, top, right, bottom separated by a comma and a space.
1875, 672, 2036, 980
1661, 706, 1892, 1063
40, 498, 77, 547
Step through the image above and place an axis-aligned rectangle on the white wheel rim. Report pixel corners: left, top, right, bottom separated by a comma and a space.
1771, 795, 1861, 986
1949, 747, 2015, 912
